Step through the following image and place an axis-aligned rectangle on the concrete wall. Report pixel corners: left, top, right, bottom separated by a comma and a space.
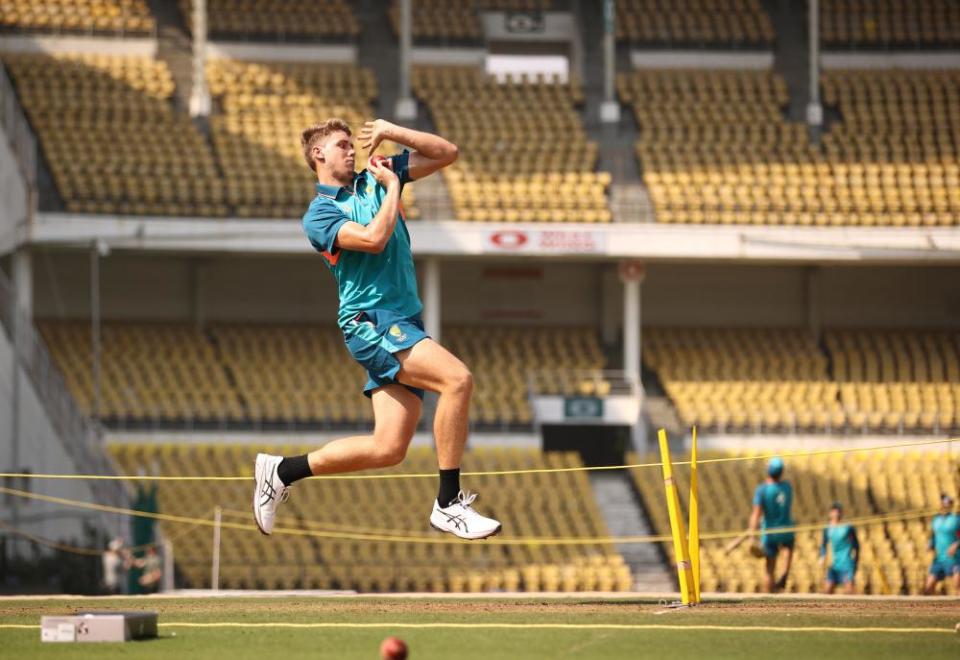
818, 266, 960, 328
31, 251, 960, 330
0, 323, 106, 546
441, 260, 602, 325
32, 251, 340, 323
643, 264, 808, 327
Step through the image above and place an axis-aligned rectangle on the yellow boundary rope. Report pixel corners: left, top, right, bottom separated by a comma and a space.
0, 436, 954, 482
0, 485, 943, 547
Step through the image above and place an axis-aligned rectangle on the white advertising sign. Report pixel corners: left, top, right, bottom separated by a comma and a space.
485, 229, 605, 254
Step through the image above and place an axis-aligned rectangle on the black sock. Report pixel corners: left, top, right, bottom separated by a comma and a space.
276, 454, 312, 486
438, 468, 461, 507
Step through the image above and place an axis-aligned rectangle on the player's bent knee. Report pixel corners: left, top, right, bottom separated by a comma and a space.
445, 368, 473, 397
373, 440, 410, 468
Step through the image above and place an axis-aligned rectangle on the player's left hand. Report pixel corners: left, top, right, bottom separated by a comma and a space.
359, 119, 395, 154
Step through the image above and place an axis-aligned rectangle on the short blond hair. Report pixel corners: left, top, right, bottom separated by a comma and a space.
301, 118, 352, 172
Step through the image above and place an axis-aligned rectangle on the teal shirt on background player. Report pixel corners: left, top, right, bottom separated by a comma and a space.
820, 523, 859, 572
930, 512, 960, 565
302, 150, 422, 329
753, 481, 795, 554
753, 481, 794, 532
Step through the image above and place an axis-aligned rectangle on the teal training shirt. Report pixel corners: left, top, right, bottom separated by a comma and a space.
302, 151, 422, 328
930, 513, 960, 564
820, 523, 859, 571
752, 480, 794, 531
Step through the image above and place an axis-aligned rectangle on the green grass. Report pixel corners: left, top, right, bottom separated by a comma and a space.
1, 596, 958, 659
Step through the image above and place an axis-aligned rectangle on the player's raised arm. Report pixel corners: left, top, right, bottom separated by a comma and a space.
358, 119, 458, 181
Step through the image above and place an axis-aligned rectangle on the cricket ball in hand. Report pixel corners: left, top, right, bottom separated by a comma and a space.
379, 636, 408, 659
370, 155, 390, 169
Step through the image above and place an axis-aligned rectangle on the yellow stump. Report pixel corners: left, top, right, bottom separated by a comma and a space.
688, 426, 701, 604
658, 428, 695, 605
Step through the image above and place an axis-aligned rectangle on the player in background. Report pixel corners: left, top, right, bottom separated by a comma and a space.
252, 118, 501, 541
820, 502, 859, 594
747, 457, 795, 593
923, 494, 959, 595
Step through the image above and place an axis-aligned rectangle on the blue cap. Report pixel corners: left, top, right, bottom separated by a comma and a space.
767, 457, 784, 477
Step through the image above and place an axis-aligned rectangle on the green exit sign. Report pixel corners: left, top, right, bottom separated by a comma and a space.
564, 397, 604, 419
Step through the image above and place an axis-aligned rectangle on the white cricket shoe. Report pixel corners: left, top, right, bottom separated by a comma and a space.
253, 453, 290, 535
430, 490, 501, 540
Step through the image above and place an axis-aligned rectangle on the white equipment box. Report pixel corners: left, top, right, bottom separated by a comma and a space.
41, 611, 158, 643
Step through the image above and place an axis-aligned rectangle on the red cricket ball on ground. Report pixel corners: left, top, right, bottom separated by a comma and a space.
379, 636, 408, 659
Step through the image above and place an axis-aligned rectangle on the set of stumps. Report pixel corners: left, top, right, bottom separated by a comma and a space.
658, 427, 702, 609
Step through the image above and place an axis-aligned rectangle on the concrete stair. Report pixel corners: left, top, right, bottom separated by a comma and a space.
644, 395, 685, 438
356, 0, 402, 122
766, 0, 811, 122
589, 471, 675, 592
156, 25, 195, 115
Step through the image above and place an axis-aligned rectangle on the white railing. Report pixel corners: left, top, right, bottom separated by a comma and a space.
526, 368, 643, 398
672, 408, 958, 437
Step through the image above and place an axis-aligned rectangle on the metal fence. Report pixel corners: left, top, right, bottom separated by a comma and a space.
0, 60, 36, 191
0, 270, 128, 513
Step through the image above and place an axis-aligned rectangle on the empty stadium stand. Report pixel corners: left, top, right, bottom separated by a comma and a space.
387, 0, 555, 43
820, 70, 960, 228
629, 448, 959, 595
643, 327, 840, 431
5, 52, 424, 220
821, 0, 960, 49
5, 53, 226, 217
205, 57, 420, 220
827, 329, 960, 433
643, 327, 960, 434
444, 325, 607, 426
413, 65, 612, 223
615, 0, 775, 48
620, 68, 960, 227
41, 321, 607, 428
111, 444, 633, 592
179, 0, 360, 41
0, 0, 155, 35
206, 58, 368, 219
209, 323, 372, 426
387, 0, 481, 43
41, 321, 244, 423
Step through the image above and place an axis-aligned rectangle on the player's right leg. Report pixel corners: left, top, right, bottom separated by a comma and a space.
923, 565, 941, 595
763, 554, 777, 593
823, 568, 837, 594
923, 575, 937, 595
396, 338, 501, 540
842, 577, 855, 595
774, 544, 794, 592
253, 385, 421, 535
